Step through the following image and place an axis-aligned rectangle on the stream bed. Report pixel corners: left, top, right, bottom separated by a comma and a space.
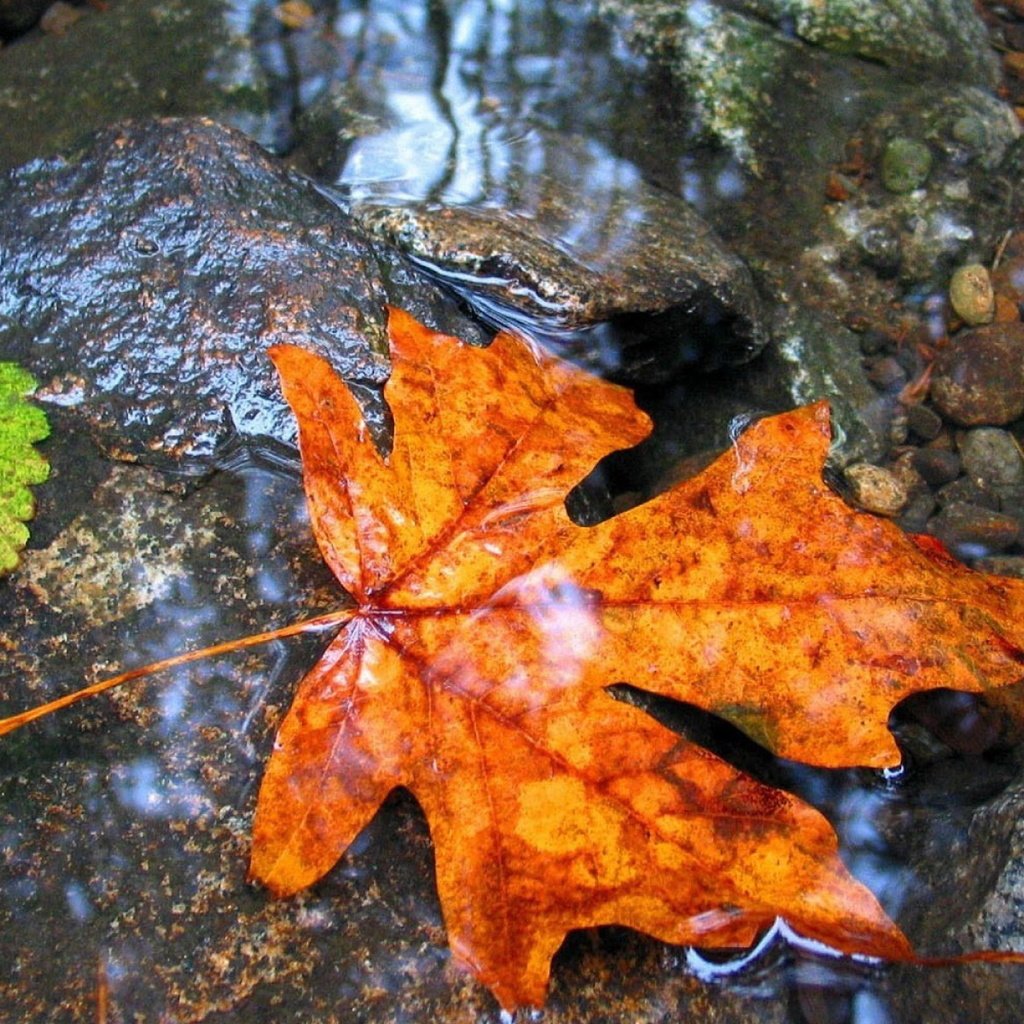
3, 1, 1024, 1021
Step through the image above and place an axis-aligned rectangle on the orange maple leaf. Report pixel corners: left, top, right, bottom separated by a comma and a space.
247, 308, 1024, 1008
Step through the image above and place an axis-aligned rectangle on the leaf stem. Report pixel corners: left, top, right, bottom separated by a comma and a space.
0, 607, 357, 737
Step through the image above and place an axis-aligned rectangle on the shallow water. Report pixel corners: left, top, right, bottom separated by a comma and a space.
2, 1, 1024, 1021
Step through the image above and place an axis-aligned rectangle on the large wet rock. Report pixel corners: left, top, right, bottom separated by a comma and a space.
0, 117, 479, 471
284, 4, 769, 381
344, 131, 768, 381
0, 0, 277, 171
738, 0, 998, 84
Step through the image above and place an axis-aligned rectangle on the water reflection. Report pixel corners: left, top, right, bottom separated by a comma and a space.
294, 0, 754, 216
275, 1, 770, 384
64, 880, 94, 922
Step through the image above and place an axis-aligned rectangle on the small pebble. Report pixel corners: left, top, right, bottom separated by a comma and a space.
935, 475, 999, 510
994, 293, 1020, 323
889, 451, 928, 497
930, 322, 1024, 426
898, 491, 937, 534
952, 115, 988, 151
881, 137, 932, 194
1005, 50, 1024, 79
949, 264, 995, 326
911, 448, 961, 487
957, 427, 1024, 488
865, 355, 907, 392
844, 463, 908, 517
273, 0, 314, 28
905, 404, 943, 441
928, 501, 1021, 556
39, 0, 82, 34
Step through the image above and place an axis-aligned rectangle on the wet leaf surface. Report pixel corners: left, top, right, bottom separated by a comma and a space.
251, 310, 1024, 1008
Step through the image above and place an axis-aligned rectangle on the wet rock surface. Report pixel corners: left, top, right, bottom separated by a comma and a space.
0, 0, 281, 171
931, 323, 1024, 426
5, 429, 1024, 1022
345, 141, 768, 380
595, 0, 999, 171
0, 444, 797, 1024
739, 0, 998, 85
0, 118, 480, 471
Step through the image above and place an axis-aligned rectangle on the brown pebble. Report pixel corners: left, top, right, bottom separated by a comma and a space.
929, 501, 1020, 555
865, 355, 907, 392
273, 0, 314, 28
843, 463, 908, 517
930, 322, 1024, 426
911, 448, 961, 486
936, 476, 1000, 510
889, 451, 928, 496
39, 0, 82, 33
905, 403, 943, 441
994, 293, 1020, 323
1005, 51, 1024, 79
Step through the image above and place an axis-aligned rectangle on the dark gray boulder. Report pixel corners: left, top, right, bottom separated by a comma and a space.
0, 117, 479, 471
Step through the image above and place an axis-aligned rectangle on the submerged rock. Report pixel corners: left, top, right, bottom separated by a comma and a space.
0, 118, 478, 471
343, 131, 768, 382
0, 0, 277, 172
931, 323, 1024, 427
767, 81, 1022, 308
595, 0, 998, 169
950, 263, 997, 325
880, 137, 933, 194
738, 0, 998, 84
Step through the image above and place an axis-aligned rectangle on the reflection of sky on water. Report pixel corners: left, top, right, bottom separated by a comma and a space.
111, 757, 208, 819
4, 8, 1020, 1019
688, 920, 896, 1022
492, 565, 601, 693
64, 880, 93, 922
317, 0, 735, 259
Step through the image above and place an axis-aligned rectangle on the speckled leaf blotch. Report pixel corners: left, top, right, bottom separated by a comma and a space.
250, 309, 1024, 1009
0, 363, 50, 574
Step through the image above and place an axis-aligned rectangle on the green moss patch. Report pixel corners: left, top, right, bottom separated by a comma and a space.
0, 363, 50, 574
